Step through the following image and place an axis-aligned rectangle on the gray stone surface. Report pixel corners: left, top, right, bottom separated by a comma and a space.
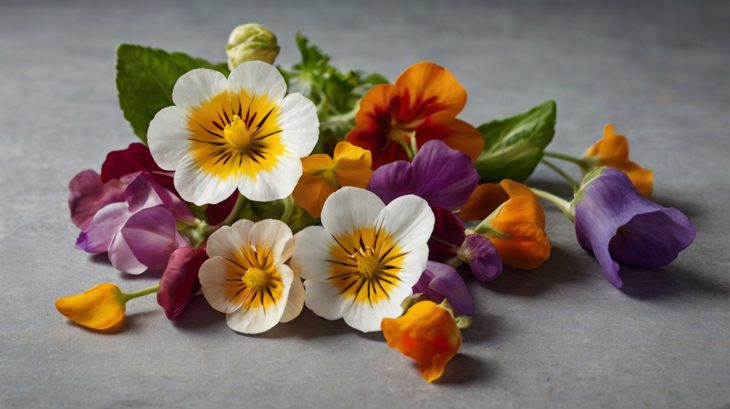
1, 0, 729, 408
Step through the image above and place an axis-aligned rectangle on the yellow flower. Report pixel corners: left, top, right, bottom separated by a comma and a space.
381, 301, 462, 383
292, 142, 373, 217
583, 124, 654, 196
55, 283, 126, 332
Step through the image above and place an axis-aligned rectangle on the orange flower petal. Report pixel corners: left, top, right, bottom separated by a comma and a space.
460, 183, 509, 221
489, 219, 551, 270
395, 62, 467, 118
55, 283, 126, 332
416, 114, 484, 163
381, 301, 461, 383
332, 141, 373, 188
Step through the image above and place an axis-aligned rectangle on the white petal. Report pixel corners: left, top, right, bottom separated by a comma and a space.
198, 257, 244, 314
278, 93, 319, 157
174, 154, 238, 206
227, 61, 286, 102
225, 264, 293, 334
172, 68, 228, 108
375, 194, 435, 254
206, 220, 254, 258
279, 266, 304, 323
320, 187, 385, 238
147, 106, 191, 170
396, 243, 430, 287
237, 152, 302, 202
343, 297, 403, 333
303, 280, 349, 321
292, 226, 333, 281
249, 219, 294, 262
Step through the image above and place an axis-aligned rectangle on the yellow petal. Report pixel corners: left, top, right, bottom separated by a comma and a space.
55, 283, 126, 332
332, 141, 372, 189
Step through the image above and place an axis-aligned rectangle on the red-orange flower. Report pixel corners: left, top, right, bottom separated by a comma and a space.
346, 62, 484, 169
381, 301, 461, 383
583, 124, 654, 196
460, 180, 550, 270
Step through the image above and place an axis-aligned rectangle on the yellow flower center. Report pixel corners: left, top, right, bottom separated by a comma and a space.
327, 226, 404, 304
223, 114, 253, 150
242, 267, 268, 290
187, 90, 285, 181
224, 244, 283, 311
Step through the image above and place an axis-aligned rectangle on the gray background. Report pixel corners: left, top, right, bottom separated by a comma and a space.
1, 0, 729, 408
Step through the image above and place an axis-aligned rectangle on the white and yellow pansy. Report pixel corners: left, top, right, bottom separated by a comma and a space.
199, 219, 304, 334
292, 187, 435, 332
148, 61, 319, 205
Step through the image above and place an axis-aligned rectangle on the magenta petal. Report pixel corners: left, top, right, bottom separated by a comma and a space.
412, 261, 475, 316
101, 143, 176, 193
428, 207, 466, 262
157, 247, 208, 320
206, 193, 239, 225
76, 202, 131, 254
574, 168, 696, 288
68, 169, 126, 230
121, 205, 183, 271
108, 231, 147, 275
462, 234, 503, 282
124, 174, 193, 222
367, 140, 479, 210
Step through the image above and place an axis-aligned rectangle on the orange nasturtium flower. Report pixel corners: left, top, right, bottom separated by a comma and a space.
292, 141, 373, 217
460, 180, 550, 270
55, 283, 126, 332
583, 124, 654, 196
346, 61, 484, 169
382, 301, 462, 383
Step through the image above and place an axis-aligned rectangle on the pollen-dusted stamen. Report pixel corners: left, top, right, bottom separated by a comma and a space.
223, 115, 253, 150
242, 267, 268, 290
327, 226, 406, 304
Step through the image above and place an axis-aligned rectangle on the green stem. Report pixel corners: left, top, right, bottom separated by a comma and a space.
122, 283, 160, 302
543, 150, 593, 171
280, 195, 295, 224
530, 187, 574, 222
409, 131, 419, 157
217, 194, 247, 227
540, 158, 579, 190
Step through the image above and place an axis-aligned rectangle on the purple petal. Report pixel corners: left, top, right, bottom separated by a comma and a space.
368, 140, 479, 210
121, 205, 183, 271
427, 207, 466, 262
68, 169, 126, 230
413, 261, 475, 316
124, 174, 193, 222
76, 202, 131, 254
461, 234, 503, 282
574, 168, 696, 288
108, 230, 147, 275
157, 247, 208, 320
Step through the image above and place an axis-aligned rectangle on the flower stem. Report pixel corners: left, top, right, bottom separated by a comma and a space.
543, 150, 593, 171
540, 158, 579, 191
530, 187, 574, 222
218, 194, 247, 227
280, 195, 295, 224
122, 283, 160, 302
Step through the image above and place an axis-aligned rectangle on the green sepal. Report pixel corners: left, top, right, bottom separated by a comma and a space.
116, 44, 229, 143
474, 100, 557, 182
238, 199, 318, 234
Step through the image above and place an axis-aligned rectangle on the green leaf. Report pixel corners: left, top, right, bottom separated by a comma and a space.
116, 44, 229, 143
474, 100, 557, 182
278, 34, 388, 154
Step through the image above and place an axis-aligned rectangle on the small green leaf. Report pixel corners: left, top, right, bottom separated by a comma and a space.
116, 44, 229, 143
474, 100, 557, 182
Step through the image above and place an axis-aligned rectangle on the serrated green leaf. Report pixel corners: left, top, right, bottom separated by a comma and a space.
474, 100, 557, 182
115, 44, 229, 143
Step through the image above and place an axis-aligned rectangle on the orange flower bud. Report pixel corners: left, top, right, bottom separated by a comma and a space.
381, 301, 461, 383
55, 283, 126, 332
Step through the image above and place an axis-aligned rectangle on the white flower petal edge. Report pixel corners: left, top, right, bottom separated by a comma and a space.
320, 186, 385, 237
237, 151, 303, 202
227, 61, 287, 102
280, 268, 304, 323
198, 257, 244, 314
278, 93, 320, 156
206, 220, 254, 259
172, 68, 228, 108
147, 106, 190, 170
173, 154, 238, 206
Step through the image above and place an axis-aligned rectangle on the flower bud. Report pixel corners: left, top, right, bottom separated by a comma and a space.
226, 23, 280, 69
55, 283, 126, 332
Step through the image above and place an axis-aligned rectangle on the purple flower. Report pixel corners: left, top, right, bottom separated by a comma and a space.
412, 261, 475, 316
68, 170, 127, 230
76, 173, 192, 275
574, 168, 695, 288
157, 246, 208, 320
367, 140, 479, 210
459, 235, 503, 282
427, 207, 466, 263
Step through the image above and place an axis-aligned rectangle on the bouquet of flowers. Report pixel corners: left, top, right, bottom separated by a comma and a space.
56, 23, 695, 383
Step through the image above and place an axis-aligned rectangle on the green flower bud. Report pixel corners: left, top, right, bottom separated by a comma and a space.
226, 23, 280, 69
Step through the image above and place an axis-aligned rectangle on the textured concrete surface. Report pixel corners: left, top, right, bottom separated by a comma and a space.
1, 1, 729, 408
